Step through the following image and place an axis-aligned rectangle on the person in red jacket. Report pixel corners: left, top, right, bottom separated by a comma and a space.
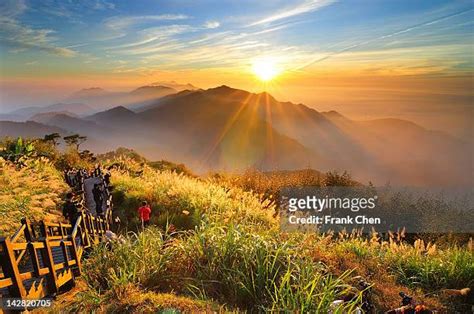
138, 201, 152, 227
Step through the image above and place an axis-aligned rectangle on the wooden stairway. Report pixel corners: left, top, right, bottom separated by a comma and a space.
0, 170, 113, 312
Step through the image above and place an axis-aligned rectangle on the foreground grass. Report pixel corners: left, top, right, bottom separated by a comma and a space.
77, 226, 360, 313
0, 158, 68, 236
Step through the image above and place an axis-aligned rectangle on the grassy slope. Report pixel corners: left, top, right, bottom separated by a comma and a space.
0, 158, 68, 237
67, 162, 473, 313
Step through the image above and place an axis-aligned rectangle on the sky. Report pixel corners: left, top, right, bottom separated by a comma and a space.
0, 0, 473, 128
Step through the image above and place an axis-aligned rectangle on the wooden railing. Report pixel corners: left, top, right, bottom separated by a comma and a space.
0, 171, 113, 304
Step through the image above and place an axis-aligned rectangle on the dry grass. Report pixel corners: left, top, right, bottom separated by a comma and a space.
0, 157, 68, 236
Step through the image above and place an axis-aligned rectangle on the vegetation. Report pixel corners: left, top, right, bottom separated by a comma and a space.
0, 137, 35, 164
63, 134, 87, 150
97, 147, 194, 176
211, 169, 359, 208
73, 161, 472, 312
0, 138, 472, 312
0, 157, 68, 236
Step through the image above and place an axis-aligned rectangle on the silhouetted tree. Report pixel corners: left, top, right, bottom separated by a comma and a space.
79, 150, 96, 162
43, 133, 61, 146
63, 134, 87, 150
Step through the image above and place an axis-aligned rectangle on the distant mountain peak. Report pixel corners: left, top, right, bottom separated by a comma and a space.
213, 85, 233, 90
30, 111, 78, 122
150, 81, 198, 91
130, 85, 176, 95
86, 106, 137, 123
104, 105, 134, 114
69, 87, 109, 99
207, 85, 247, 95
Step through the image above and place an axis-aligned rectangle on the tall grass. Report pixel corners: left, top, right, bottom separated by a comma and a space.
0, 157, 68, 236
110, 160, 275, 231
81, 225, 361, 312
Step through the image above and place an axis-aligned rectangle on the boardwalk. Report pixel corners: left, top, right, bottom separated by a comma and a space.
0, 169, 113, 310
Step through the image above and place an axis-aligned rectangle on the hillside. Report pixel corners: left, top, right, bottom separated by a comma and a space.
61, 159, 472, 312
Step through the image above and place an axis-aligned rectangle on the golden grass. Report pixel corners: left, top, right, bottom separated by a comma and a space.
0, 158, 68, 236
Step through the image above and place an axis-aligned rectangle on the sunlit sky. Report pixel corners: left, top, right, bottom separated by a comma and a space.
0, 0, 472, 113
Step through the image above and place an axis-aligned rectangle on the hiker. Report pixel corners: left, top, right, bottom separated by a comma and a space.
69, 168, 76, 187
94, 164, 101, 177
92, 183, 104, 216
64, 169, 70, 186
62, 192, 81, 225
104, 171, 111, 186
75, 169, 83, 189
138, 201, 152, 227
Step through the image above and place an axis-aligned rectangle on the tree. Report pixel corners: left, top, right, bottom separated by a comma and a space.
79, 150, 96, 162
43, 133, 61, 146
63, 134, 87, 150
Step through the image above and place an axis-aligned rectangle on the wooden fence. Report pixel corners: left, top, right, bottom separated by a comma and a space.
0, 171, 113, 308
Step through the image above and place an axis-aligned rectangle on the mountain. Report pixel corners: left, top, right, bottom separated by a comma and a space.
6, 103, 95, 121
66, 85, 179, 111
30, 111, 79, 123
130, 86, 177, 97
29, 113, 104, 133
86, 106, 141, 128
0, 121, 68, 138
149, 81, 198, 91
2, 85, 470, 186
132, 89, 200, 113
131, 85, 471, 185
68, 87, 109, 99
0, 113, 24, 122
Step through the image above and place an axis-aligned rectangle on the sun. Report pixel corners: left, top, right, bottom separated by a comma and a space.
252, 57, 280, 82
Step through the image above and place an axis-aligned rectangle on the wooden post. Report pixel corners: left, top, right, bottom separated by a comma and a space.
60, 240, 69, 266
82, 213, 90, 248
0, 238, 26, 298
70, 216, 82, 277
59, 222, 64, 238
22, 218, 34, 242
40, 222, 58, 295
28, 242, 41, 277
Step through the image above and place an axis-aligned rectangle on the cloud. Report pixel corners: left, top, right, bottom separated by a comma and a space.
0, 0, 27, 17
250, 0, 336, 26
33, 0, 115, 17
92, 0, 115, 10
204, 21, 220, 29
0, 16, 76, 57
300, 8, 473, 69
109, 25, 195, 53
105, 14, 189, 30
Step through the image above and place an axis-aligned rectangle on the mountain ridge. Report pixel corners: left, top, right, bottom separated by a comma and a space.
2, 85, 471, 186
